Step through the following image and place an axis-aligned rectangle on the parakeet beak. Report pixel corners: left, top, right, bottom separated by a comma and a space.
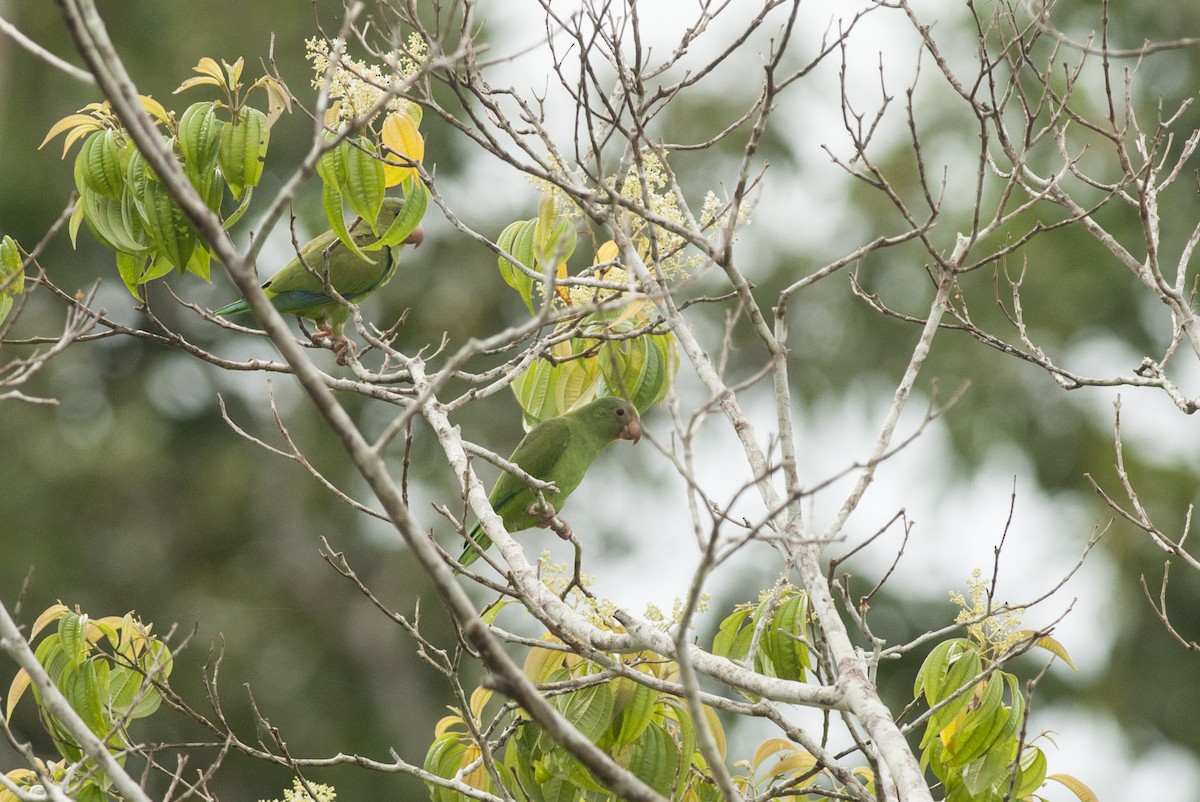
405, 224, 425, 248
620, 416, 643, 445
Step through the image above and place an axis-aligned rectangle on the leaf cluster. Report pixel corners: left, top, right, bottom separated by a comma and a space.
4, 604, 173, 802
913, 638, 1094, 802
499, 197, 679, 428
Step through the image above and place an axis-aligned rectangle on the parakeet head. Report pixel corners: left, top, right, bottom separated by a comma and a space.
375, 196, 425, 247
579, 395, 642, 444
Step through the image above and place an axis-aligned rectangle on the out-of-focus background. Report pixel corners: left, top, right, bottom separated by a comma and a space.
4, 1, 1200, 799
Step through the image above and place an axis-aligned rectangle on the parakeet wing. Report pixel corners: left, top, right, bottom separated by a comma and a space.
213, 200, 407, 319
488, 417, 574, 523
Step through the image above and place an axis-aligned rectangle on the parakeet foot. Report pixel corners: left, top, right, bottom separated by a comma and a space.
528, 501, 573, 540
310, 323, 356, 365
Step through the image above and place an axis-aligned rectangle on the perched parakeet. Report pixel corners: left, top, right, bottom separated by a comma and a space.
214, 197, 424, 363
458, 396, 643, 567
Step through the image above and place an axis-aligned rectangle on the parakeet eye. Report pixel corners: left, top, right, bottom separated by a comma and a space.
616, 407, 626, 416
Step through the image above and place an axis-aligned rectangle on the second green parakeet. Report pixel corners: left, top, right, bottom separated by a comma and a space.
214, 197, 424, 363
458, 396, 643, 568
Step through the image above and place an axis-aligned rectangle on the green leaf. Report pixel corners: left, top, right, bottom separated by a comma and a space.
219, 106, 267, 199
945, 686, 1009, 767
317, 136, 348, 189
0, 235, 25, 327
552, 681, 614, 743
78, 130, 126, 198
368, 176, 429, 249
115, 251, 148, 299
341, 136, 385, 226
918, 641, 980, 750
319, 181, 370, 262
108, 665, 143, 714
922, 640, 977, 705
712, 607, 753, 660
763, 591, 810, 682
184, 243, 212, 282
610, 678, 656, 747
535, 196, 578, 274
58, 611, 88, 667
625, 722, 678, 797
511, 350, 600, 430
81, 190, 145, 255
141, 178, 196, 271
177, 101, 223, 170
222, 185, 253, 229
1014, 745, 1048, 799
57, 660, 109, 748
423, 734, 471, 802
498, 218, 538, 314
661, 698, 697, 782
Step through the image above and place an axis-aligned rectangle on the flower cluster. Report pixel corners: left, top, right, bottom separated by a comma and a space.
259, 778, 337, 802
951, 568, 1027, 656
610, 152, 749, 280
305, 35, 427, 124
644, 594, 710, 629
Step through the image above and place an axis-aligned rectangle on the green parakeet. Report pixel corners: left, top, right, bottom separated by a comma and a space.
214, 197, 424, 363
458, 396, 643, 567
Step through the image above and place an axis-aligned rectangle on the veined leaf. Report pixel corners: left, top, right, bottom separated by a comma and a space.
178, 102, 223, 170
1013, 630, 1077, 670
219, 106, 267, 199
551, 682, 614, 743
341, 136, 385, 226
626, 723, 677, 797
610, 676, 656, 747
78, 130, 125, 198
141, 178, 196, 271
712, 607, 753, 661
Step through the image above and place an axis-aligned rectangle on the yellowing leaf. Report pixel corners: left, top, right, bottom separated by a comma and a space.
769, 750, 818, 781
225, 56, 245, 88
1014, 630, 1077, 670
703, 705, 726, 761
5, 670, 31, 722
174, 75, 224, 94
523, 640, 568, 685
1047, 773, 1100, 802
30, 604, 70, 639
381, 111, 424, 186
752, 737, 800, 770
433, 714, 464, 738
594, 239, 619, 265
193, 57, 225, 85
468, 687, 493, 722
257, 76, 292, 128
40, 114, 103, 157
137, 95, 170, 124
